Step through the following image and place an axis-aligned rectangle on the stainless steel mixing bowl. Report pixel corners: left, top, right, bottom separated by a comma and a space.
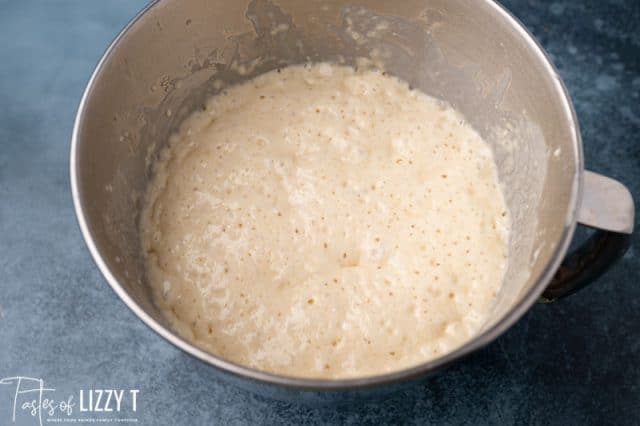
71, 0, 634, 394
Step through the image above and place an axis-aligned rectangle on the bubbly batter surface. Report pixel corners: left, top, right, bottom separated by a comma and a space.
142, 63, 510, 378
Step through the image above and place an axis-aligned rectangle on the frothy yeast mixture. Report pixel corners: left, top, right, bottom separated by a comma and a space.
142, 63, 510, 379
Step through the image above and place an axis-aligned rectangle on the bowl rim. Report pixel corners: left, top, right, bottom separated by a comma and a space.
70, 0, 583, 390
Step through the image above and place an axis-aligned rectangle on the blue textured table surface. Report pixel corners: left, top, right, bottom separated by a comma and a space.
1, 1, 638, 424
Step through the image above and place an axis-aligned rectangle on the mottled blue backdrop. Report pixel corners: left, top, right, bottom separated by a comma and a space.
0, 0, 638, 424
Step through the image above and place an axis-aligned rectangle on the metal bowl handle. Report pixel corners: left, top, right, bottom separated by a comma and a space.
540, 171, 635, 302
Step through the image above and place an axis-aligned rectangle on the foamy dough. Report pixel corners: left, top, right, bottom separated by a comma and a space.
141, 63, 510, 379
